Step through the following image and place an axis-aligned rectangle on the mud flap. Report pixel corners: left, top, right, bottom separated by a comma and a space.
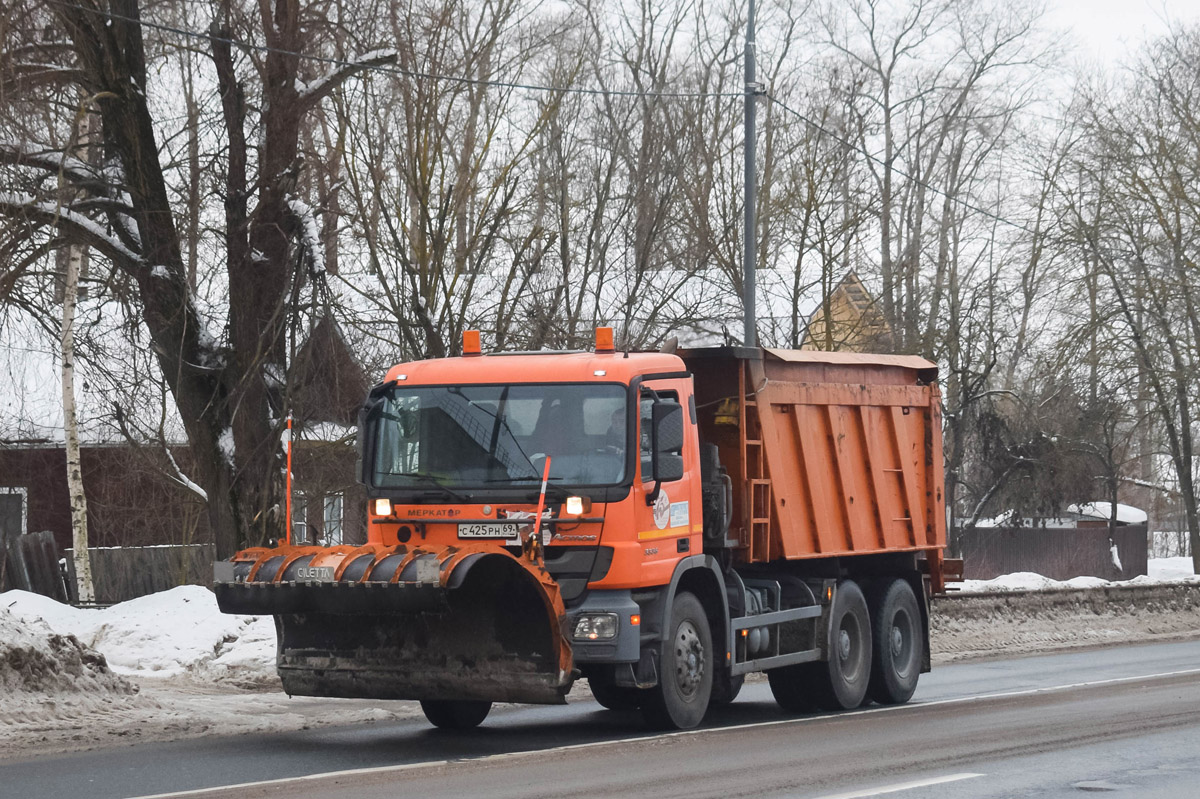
215, 544, 573, 704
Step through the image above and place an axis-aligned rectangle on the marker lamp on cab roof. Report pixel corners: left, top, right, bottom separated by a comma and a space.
374, 498, 392, 516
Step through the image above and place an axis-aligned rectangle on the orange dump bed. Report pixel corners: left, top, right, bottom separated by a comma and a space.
682, 348, 946, 569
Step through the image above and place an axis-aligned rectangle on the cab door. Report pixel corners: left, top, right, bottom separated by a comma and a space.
633, 378, 701, 584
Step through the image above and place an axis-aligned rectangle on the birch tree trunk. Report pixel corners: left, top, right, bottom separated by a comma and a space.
62, 239, 94, 603
62, 101, 95, 604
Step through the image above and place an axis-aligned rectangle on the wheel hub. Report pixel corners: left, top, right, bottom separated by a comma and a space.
839, 628, 851, 661
675, 620, 705, 698
891, 625, 904, 657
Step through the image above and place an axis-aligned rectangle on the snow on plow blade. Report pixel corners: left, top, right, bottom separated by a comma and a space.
214, 544, 573, 704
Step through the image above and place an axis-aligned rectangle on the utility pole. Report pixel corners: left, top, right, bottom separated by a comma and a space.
743, 0, 759, 348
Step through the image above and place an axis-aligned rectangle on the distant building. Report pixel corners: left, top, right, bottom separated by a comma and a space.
800, 271, 892, 352
0, 318, 370, 567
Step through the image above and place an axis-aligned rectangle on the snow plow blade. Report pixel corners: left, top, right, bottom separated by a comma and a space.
213, 544, 573, 704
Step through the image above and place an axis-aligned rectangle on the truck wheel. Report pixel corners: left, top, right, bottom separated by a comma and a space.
420, 699, 492, 729
589, 678, 643, 710
642, 591, 713, 729
767, 662, 820, 712
867, 578, 922, 705
813, 579, 872, 710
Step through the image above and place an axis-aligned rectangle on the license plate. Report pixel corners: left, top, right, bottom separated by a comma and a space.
458, 523, 520, 539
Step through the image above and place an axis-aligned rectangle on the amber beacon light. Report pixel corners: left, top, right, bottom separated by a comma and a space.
595, 326, 615, 353
462, 329, 482, 356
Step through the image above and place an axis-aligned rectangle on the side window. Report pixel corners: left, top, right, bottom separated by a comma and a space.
640, 389, 679, 482
323, 494, 344, 546
292, 494, 308, 544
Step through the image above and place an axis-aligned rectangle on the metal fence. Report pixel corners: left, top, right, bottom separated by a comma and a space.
957, 524, 1149, 581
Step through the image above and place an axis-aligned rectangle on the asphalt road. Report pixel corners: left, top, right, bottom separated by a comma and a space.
5, 639, 1200, 799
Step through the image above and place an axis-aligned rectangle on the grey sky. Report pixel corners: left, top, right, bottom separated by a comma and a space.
1048, 0, 1200, 63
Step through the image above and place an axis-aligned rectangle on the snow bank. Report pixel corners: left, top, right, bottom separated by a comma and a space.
957, 556, 1199, 593
1, 606, 137, 731
2, 585, 276, 684
0, 608, 133, 695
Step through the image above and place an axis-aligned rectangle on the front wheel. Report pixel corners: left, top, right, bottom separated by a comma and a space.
420, 699, 491, 729
642, 591, 713, 729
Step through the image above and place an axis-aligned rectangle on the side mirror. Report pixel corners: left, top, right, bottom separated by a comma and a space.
356, 391, 389, 486
651, 401, 685, 486
653, 402, 684, 454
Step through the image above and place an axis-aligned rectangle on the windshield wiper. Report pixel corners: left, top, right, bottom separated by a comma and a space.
481, 475, 570, 500
384, 472, 470, 503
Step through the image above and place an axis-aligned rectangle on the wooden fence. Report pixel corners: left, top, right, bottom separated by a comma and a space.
957, 524, 1148, 581
1, 530, 70, 601
64, 544, 214, 604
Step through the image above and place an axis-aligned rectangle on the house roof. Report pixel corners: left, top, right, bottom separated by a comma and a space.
289, 317, 370, 428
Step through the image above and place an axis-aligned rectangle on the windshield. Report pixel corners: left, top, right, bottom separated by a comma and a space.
372, 384, 628, 490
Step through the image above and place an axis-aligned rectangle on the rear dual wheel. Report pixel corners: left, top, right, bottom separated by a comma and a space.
768, 579, 872, 712
867, 578, 922, 705
420, 699, 491, 729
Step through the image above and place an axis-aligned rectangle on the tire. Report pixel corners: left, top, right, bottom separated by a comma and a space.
589, 678, 643, 711
642, 591, 713, 729
711, 673, 745, 706
867, 578, 923, 705
812, 579, 872, 710
767, 662, 820, 713
420, 699, 492, 729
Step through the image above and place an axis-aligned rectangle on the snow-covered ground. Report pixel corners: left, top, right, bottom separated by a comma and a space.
2, 557, 1198, 761
956, 556, 1200, 593
4, 585, 276, 684
0, 586, 423, 760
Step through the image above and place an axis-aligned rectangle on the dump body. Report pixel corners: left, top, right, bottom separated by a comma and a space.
683, 347, 947, 590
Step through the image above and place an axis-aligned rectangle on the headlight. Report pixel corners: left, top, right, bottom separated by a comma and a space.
564, 496, 592, 515
573, 613, 618, 641
374, 497, 392, 516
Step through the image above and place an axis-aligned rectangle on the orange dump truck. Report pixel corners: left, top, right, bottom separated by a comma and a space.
215, 332, 948, 730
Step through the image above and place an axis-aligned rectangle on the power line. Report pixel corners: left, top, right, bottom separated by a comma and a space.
48, 0, 743, 100
765, 93, 1034, 235
43, 1, 1036, 235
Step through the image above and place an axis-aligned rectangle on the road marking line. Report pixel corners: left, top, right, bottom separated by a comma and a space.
806, 772, 984, 799
126, 760, 451, 799
126, 666, 1200, 799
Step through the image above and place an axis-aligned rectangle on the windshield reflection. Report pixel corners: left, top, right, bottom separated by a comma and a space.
373, 384, 628, 489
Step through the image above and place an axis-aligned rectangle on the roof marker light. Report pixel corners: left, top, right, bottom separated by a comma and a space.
595, 327, 615, 354
463, 330, 482, 357
594, 370, 606, 377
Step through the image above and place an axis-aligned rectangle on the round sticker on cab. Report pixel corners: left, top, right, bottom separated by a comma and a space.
653, 489, 671, 529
